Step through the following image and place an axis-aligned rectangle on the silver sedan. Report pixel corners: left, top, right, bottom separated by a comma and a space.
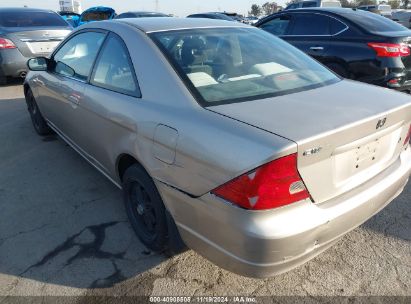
24, 18, 411, 277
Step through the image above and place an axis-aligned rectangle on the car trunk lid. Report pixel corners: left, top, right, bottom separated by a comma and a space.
5, 28, 70, 57
208, 80, 411, 203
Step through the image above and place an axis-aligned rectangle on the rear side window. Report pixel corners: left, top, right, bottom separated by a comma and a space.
53, 32, 106, 81
91, 34, 140, 97
290, 13, 330, 35
0, 11, 68, 27
330, 18, 347, 35
259, 15, 291, 36
342, 11, 407, 33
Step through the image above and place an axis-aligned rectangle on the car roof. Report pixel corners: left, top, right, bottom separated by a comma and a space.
122, 11, 166, 15
0, 7, 55, 13
189, 12, 224, 15
114, 17, 248, 33
284, 7, 356, 13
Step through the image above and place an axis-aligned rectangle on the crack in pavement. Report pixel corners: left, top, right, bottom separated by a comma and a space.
71, 196, 111, 215
19, 221, 128, 285
0, 223, 50, 247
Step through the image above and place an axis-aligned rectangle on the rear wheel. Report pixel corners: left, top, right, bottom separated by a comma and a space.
25, 88, 53, 136
326, 62, 349, 78
123, 164, 169, 252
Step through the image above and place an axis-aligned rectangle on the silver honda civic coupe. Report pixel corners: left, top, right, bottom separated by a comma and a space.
24, 18, 411, 277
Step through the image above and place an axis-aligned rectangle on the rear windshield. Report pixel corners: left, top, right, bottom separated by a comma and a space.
151, 28, 339, 106
0, 11, 68, 27
81, 12, 112, 21
343, 10, 407, 32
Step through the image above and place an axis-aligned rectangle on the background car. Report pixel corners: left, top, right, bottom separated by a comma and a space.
0, 7, 71, 85
256, 8, 411, 92
58, 11, 80, 27
357, 4, 392, 18
221, 12, 247, 22
285, 0, 341, 10
116, 11, 170, 19
77, 6, 116, 27
187, 12, 235, 21
244, 16, 260, 24
392, 10, 411, 28
24, 18, 411, 278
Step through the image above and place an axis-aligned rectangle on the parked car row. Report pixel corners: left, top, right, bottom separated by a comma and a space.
2, 6, 411, 92
23, 16, 411, 278
58, 6, 171, 28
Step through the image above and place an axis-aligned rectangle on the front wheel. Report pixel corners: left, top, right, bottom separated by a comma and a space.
25, 88, 53, 136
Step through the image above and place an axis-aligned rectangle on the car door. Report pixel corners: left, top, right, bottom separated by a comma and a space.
284, 12, 332, 62
35, 30, 106, 140
67, 32, 141, 175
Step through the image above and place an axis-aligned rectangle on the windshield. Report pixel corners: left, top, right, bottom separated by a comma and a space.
151, 28, 339, 105
0, 11, 68, 27
81, 11, 112, 22
342, 10, 406, 32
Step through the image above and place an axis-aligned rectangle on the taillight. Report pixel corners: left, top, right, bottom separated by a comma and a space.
212, 153, 310, 210
0, 38, 16, 49
367, 42, 410, 57
404, 124, 411, 146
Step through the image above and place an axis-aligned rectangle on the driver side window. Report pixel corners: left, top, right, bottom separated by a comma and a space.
53, 31, 106, 81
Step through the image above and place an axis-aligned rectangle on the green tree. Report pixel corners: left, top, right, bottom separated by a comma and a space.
354, 0, 377, 6
262, 2, 278, 15
388, 0, 400, 8
249, 4, 262, 16
340, 0, 355, 7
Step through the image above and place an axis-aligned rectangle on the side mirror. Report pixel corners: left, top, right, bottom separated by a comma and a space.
27, 57, 48, 71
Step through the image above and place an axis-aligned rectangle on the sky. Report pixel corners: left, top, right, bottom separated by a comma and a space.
0, 0, 287, 17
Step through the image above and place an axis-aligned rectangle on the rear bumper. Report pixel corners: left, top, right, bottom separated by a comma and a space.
369, 70, 411, 92
0, 48, 30, 78
158, 148, 411, 277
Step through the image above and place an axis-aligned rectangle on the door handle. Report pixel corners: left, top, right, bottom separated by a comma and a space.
310, 46, 324, 51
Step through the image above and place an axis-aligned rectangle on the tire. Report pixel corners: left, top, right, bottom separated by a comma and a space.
123, 164, 170, 252
326, 62, 349, 78
0, 76, 7, 86
25, 88, 53, 136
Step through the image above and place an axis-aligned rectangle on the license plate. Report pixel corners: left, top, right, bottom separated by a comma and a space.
27, 41, 60, 54
355, 140, 379, 169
